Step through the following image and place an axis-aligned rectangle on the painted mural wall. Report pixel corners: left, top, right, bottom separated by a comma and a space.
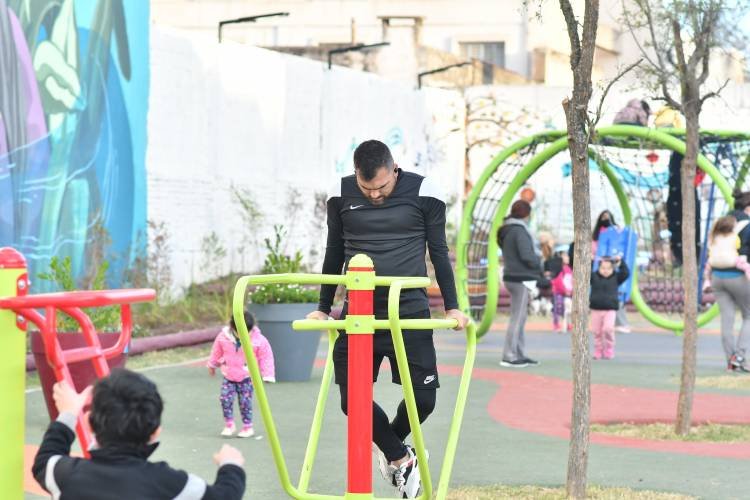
0, 0, 149, 289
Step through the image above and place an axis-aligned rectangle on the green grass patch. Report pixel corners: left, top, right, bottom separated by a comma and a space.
447, 485, 694, 499
695, 374, 750, 390
590, 422, 750, 442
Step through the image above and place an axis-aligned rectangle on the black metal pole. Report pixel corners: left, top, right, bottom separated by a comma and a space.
417, 61, 471, 88
218, 12, 289, 43
327, 42, 390, 69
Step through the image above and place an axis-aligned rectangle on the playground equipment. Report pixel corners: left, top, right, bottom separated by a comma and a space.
0, 247, 155, 499
233, 254, 477, 500
456, 126, 750, 336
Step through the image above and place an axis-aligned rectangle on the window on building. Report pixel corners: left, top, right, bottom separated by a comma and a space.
460, 42, 505, 68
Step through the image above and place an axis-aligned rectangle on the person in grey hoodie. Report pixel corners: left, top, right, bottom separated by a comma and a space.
497, 200, 543, 367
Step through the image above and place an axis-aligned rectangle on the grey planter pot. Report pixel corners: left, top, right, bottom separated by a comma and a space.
249, 303, 322, 382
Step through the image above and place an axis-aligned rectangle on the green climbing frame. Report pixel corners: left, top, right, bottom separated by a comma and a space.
457, 126, 749, 337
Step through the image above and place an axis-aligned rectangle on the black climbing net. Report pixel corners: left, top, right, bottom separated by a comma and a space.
464, 136, 559, 323
463, 130, 750, 326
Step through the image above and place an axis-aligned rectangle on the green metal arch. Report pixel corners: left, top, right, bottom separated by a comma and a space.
456, 131, 564, 317
457, 125, 736, 338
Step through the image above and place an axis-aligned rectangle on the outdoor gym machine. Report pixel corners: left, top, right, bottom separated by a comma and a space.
233, 253, 477, 500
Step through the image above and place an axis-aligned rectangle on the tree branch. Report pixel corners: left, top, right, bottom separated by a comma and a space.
699, 78, 731, 107
622, 1, 661, 70
589, 58, 643, 132
559, 0, 582, 68
467, 137, 507, 150
696, 4, 722, 86
639, 0, 674, 71
467, 118, 512, 127
697, 48, 711, 86
673, 20, 688, 74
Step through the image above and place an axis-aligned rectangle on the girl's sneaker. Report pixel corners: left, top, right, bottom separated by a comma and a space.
221, 423, 236, 437
238, 425, 255, 438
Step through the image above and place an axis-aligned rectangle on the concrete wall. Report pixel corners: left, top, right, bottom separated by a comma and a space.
147, 27, 464, 291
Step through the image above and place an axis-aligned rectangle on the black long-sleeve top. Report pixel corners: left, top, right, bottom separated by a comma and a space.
318, 169, 459, 317
32, 412, 246, 499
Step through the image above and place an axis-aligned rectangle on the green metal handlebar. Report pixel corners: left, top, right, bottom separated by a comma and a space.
293, 319, 459, 331
233, 269, 476, 500
235, 272, 433, 288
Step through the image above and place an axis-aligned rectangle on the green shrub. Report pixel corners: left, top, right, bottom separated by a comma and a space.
249, 225, 319, 304
37, 256, 121, 332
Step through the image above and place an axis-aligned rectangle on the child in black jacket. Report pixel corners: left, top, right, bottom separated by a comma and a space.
32, 369, 246, 500
590, 257, 630, 360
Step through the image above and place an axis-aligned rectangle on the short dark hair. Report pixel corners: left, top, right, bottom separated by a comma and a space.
353, 140, 394, 181
510, 200, 532, 219
89, 369, 163, 447
734, 190, 750, 211
230, 309, 255, 332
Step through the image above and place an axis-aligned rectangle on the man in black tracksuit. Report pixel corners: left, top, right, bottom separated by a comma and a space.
33, 369, 245, 500
307, 140, 468, 498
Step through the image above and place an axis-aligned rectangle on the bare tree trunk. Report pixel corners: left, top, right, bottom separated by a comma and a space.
464, 102, 472, 198
558, 0, 599, 496
563, 97, 593, 500
676, 101, 700, 435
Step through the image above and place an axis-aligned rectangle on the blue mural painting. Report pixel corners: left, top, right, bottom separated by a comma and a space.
0, 0, 148, 289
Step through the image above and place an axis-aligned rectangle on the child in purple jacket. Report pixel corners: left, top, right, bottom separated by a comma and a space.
208, 310, 275, 438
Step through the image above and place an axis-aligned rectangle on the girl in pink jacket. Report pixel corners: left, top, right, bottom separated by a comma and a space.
208, 310, 275, 438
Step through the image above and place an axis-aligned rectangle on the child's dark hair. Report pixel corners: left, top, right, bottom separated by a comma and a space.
711, 215, 736, 241
230, 309, 256, 333
89, 369, 163, 447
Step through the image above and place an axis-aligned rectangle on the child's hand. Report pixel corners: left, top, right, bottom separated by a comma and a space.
208, 366, 216, 376
53, 381, 93, 416
263, 376, 276, 383
214, 444, 245, 467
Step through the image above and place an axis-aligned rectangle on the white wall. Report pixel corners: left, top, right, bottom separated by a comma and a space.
146, 27, 464, 291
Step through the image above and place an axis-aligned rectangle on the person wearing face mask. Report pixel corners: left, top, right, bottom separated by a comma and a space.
567, 210, 617, 267
592, 210, 615, 256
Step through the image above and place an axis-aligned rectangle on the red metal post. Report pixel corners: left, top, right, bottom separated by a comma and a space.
346, 258, 375, 495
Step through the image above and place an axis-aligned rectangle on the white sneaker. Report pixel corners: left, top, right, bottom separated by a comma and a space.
372, 443, 395, 484
393, 446, 427, 499
237, 426, 255, 438
220, 424, 235, 437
